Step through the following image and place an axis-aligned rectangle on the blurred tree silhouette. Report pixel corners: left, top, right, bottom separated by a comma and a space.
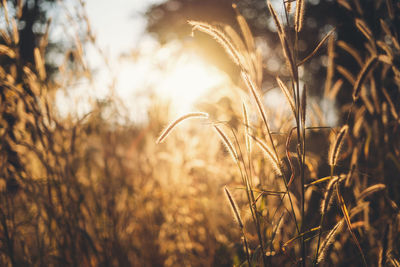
1, 0, 68, 79
16, 0, 55, 64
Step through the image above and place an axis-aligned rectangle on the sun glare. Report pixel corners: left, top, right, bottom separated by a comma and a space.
156, 53, 229, 115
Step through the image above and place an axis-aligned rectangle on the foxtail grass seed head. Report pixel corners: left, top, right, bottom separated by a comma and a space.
317, 220, 344, 264
295, 0, 305, 32
267, 2, 297, 79
329, 125, 348, 167
267, 1, 284, 35
224, 186, 243, 229
320, 176, 340, 214
213, 125, 238, 163
252, 135, 282, 176
156, 112, 208, 144
276, 77, 296, 118
353, 56, 378, 101
285, 0, 293, 12
299, 28, 335, 66
189, 21, 243, 68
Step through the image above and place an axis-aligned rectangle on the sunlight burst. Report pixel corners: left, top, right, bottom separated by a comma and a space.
156, 53, 228, 115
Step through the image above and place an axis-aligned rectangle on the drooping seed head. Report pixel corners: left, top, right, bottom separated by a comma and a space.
328, 125, 348, 167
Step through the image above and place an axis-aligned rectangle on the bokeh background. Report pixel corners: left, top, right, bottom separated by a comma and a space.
0, 0, 399, 266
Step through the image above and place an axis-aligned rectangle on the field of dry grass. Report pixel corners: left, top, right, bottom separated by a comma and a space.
0, 0, 399, 266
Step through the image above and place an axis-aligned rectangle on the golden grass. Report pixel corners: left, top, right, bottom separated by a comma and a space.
1, 0, 400, 266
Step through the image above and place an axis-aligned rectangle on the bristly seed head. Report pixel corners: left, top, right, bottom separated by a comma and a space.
156, 112, 208, 144
328, 125, 348, 167
224, 186, 243, 229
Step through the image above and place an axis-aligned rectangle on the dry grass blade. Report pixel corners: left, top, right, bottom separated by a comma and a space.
298, 28, 335, 66
295, 0, 305, 32
281, 36, 297, 79
224, 186, 243, 229
328, 125, 348, 167
360, 86, 374, 114
380, 19, 392, 38
23, 66, 40, 95
283, 227, 320, 250
241, 71, 269, 131
301, 84, 307, 128
189, 20, 242, 68
382, 87, 399, 121
378, 224, 389, 267
386, 0, 394, 20
276, 77, 296, 118
242, 102, 252, 154
306, 176, 337, 187
353, 0, 363, 14
2, 0, 10, 27
370, 78, 381, 114
337, 40, 363, 66
223, 25, 247, 59
318, 204, 368, 264
337, 0, 352, 11
327, 79, 343, 100
377, 41, 393, 60
270, 212, 285, 244
214, 125, 238, 163
357, 184, 386, 201
16, 0, 23, 19
353, 56, 378, 101
337, 65, 356, 85
355, 18, 373, 42
11, 19, 19, 44
336, 183, 368, 267
156, 112, 208, 144
389, 255, 400, 267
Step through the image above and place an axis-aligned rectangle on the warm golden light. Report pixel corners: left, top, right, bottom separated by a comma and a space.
156, 52, 229, 115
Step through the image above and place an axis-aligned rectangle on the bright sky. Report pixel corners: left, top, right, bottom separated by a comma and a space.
55, 0, 229, 123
